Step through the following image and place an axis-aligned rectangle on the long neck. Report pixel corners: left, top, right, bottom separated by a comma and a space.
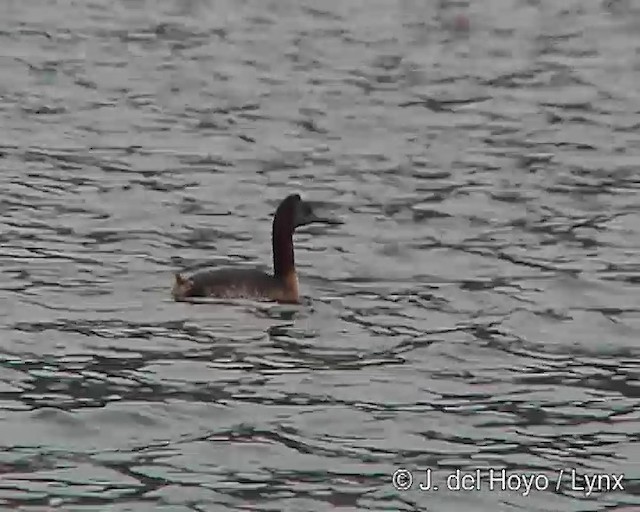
272, 215, 295, 278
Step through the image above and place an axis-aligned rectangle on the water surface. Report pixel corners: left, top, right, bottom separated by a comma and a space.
0, 0, 639, 510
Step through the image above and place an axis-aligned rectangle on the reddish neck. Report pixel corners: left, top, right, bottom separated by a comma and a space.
272, 214, 295, 278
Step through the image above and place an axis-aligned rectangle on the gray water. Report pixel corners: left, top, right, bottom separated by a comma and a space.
1, 0, 639, 511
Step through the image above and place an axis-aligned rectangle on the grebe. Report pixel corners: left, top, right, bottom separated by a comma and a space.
172, 193, 341, 304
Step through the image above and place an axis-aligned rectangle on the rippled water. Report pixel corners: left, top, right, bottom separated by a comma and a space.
1, 0, 639, 510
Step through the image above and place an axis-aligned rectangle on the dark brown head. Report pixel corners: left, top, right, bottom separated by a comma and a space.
274, 193, 342, 231
271, 193, 341, 279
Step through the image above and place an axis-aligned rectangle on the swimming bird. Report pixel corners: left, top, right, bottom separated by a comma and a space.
172, 193, 341, 304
